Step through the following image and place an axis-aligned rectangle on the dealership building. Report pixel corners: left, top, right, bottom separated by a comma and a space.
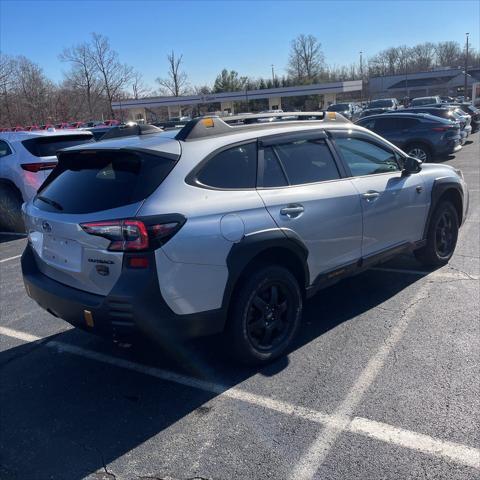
368, 67, 480, 100
112, 80, 363, 122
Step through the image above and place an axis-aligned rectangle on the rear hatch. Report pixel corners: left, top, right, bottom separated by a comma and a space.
24, 140, 180, 296
21, 133, 95, 182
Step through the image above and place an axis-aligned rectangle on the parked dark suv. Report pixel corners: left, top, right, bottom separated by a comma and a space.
356, 113, 461, 162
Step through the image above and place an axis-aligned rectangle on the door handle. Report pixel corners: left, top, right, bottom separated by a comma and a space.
280, 204, 304, 218
361, 191, 380, 201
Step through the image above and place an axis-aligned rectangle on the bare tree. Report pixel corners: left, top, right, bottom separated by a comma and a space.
435, 41, 462, 67
59, 42, 100, 118
0, 53, 15, 126
89, 33, 133, 118
131, 70, 150, 99
287, 34, 325, 82
156, 50, 189, 96
411, 42, 436, 71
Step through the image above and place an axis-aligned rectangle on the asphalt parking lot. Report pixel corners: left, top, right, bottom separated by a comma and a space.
1, 133, 479, 480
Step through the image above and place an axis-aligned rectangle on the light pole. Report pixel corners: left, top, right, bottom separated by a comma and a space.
464, 32, 469, 99
359, 51, 363, 103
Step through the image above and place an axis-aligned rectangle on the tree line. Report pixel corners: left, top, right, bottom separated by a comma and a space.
1, 33, 478, 127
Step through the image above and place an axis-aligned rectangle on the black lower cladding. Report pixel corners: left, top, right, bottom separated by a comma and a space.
21, 244, 226, 340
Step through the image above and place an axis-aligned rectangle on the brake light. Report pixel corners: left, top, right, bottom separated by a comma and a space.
81, 220, 148, 251
80, 219, 183, 251
127, 257, 149, 268
21, 162, 57, 172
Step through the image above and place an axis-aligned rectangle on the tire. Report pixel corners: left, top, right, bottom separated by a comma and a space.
414, 201, 459, 267
406, 143, 432, 163
0, 184, 25, 233
227, 265, 302, 365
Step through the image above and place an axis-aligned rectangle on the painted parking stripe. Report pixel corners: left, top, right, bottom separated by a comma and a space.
0, 326, 478, 471
0, 254, 22, 264
371, 267, 479, 280
291, 281, 436, 479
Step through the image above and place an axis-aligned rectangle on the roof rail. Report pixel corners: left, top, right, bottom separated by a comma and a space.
175, 111, 349, 141
100, 123, 162, 141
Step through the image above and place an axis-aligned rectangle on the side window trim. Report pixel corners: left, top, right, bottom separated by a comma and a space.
329, 130, 403, 177
271, 146, 291, 185
185, 139, 258, 191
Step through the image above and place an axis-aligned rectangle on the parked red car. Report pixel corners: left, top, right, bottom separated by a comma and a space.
69, 122, 85, 129
11, 126, 25, 132
102, 119, 120, 127
24, 125, 40, 131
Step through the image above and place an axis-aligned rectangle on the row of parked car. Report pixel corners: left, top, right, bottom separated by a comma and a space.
0, 119, 121, 133
326, 96, 479, 163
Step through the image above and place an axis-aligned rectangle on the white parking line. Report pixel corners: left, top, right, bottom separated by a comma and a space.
0, 325, 478, 471
371, 267, 479, 280
0, 254, 22, 264
291, 283, 434, 479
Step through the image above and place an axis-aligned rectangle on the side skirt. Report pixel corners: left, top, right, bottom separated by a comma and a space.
305, 241, 425, 299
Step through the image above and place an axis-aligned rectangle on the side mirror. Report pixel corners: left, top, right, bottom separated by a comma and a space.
402, 155, 422, 175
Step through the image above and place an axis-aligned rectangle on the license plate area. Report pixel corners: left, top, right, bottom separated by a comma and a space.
42, 234, 82, 271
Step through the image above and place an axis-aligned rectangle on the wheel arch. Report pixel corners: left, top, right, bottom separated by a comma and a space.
0, 178, 24, 201
223, 230, 309, 314
423, 179, 464, 239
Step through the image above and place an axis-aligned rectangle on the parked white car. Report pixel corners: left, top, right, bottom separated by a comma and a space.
0, 129, 94, 231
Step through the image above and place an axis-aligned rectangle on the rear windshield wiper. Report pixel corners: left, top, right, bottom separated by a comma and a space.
36, 195, 64, 211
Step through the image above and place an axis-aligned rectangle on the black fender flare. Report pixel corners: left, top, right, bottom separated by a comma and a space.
423, 178, 464, 239
222, 229, 310, 310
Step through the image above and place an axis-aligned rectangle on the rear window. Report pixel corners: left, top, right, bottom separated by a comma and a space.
195, 143, 257, 189
411, 97, 438, 106
34, 150, 177, 214
327, 104, 350, 112
22, 135, 94, 157
369, 99, 393, 108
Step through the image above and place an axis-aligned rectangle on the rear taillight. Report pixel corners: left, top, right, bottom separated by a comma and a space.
21, 162, 57, 172
80, 219, 183, 251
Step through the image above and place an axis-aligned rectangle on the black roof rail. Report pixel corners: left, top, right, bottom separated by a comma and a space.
100, 123, 162, 141
175, 111, 349, 142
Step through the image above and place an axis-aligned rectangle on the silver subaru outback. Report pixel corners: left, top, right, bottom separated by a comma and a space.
21, 113, 469, 365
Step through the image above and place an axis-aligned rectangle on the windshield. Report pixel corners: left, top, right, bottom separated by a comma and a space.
327, 104, 350, 112
368, 99, 393, 108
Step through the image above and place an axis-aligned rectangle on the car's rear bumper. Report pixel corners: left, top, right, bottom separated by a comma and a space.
21, 244, 225, 342
435, 137, 461, 156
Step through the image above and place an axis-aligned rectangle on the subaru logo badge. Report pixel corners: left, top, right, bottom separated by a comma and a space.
42, 221, 52, 233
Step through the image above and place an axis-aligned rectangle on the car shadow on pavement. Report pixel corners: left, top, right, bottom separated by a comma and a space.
0, 233, 27, 244
0, 266, 424, 480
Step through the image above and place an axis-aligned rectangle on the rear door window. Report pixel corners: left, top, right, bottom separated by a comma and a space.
195, 142, 257, 189
272, 139, 340, 185
34, 150, 177, 214
373, 117, 401, 133
22, 135, 94, 157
